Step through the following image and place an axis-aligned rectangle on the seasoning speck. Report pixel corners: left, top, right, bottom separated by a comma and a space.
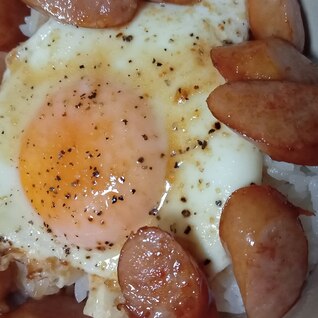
184, 225, 191, 235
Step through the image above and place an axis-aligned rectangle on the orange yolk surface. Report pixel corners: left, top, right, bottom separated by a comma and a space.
19, 78, 168, 249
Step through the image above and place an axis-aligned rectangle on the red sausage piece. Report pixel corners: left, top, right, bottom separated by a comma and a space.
207, 81, 318, 166
118, 226, 214, 318
0, 0, 30, 52
220, 185, 309, 318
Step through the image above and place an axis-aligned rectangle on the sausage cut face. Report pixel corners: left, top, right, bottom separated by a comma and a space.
118, 227, 211, 318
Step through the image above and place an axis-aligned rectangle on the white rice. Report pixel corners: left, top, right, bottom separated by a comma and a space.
74, 275, 89, 303
20, 9, 48, 38
264, 155, 318, 271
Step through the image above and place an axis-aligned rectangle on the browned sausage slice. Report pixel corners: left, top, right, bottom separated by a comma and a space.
0, 0, 30, 52
118, 226, 215, 318
211, 37, 318, 83
220, 185, 309, 318
207, 81, 318, 166
22, 0, 139, 28
0, 263, 16, 314
247, 0, 305, 51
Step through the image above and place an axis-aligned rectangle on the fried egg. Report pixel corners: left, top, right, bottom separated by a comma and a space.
0, 1, 262, 316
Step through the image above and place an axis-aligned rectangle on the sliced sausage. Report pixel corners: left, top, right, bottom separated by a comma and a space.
0, 0, 30, 52
220, 185, 309, 318
247, 0, 305, 51
22, 0, 139, 28
207, 80, 318, 166
0, 263, 16, 314
211, 37, 318, 83
118, 226, 215, 318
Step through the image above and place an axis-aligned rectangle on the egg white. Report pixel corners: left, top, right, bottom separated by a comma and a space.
0, 1, 262, 316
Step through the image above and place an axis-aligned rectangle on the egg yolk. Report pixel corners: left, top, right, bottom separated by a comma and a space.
19, 78, 168, 249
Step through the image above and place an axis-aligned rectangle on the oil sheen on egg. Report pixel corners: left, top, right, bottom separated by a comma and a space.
0, 1, 262, 317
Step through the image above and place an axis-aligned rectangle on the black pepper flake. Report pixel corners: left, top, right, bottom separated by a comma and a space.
64, 246, 71, 255
184, 225, 192, 235
208, 128, 215, 134
122, 34, 134, 42
170, 223, 177, 234
148, 208, 158, 216
118, 195, 124, 201
48, 186, 55, 192
181, 209, 191, 217
215, 200, 222, 207
86, 151, 93, 158
174, 161, 181, 169
156, 62, 162, 67
142, 134, 148, 141
203, 259, 211, 266
119, 176, 125, 183
180, 196, 187, 203
122, 119, 128, 125
197, 140, 208, 150
112, 195, 118, 204
79, 65, 85, 69
88, 216, 94, 222
215, 122, 221, 130
88, 91, 97, 99
137, 157, 144, 164
58, 150, 65, 159
92, 168, 100, 178
131, 189, 136, 194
